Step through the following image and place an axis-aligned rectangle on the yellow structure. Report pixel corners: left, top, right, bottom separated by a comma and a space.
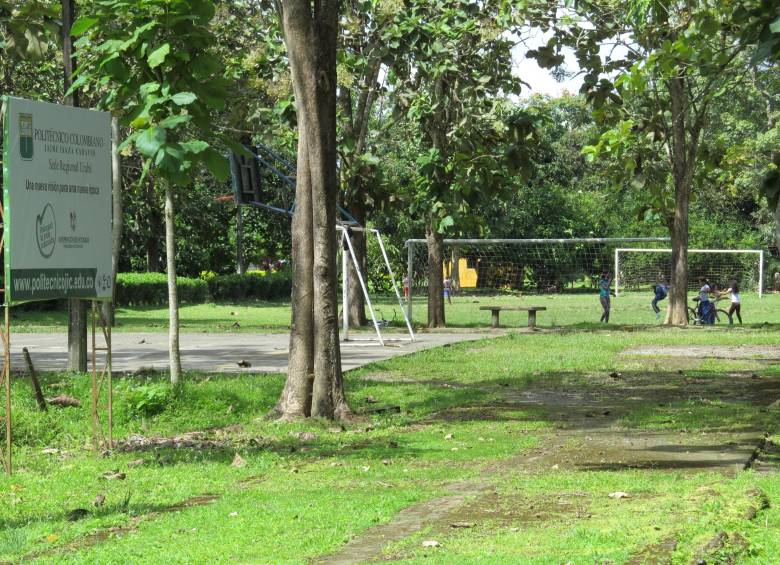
443, 258, 478, 289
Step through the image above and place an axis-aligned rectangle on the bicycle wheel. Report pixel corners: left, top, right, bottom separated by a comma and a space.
717, 309, 733, 325
687, 307, 699, 325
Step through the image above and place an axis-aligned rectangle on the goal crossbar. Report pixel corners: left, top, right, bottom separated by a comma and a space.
405, 237, 671, 245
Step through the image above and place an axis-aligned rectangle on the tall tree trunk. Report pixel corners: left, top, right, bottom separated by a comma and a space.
277, 0, 348, 420
63, 0, 88, 371
236, 205, 246, 275
426, 219, 445, 327
146, 179, 162, 272
164, 182, 182, 387
277, 128, 315, 419
340, 57, 381, 329
775, 182, 780, 251
668, 193, 689, 325
666, 76, 692, 326
452, 247, 461, 294
347, 200, 367, 327
103, 117, 122, 326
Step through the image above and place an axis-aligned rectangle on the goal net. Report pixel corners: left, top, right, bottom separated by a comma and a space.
615, 248, 765, 296
404, 238, 670, 296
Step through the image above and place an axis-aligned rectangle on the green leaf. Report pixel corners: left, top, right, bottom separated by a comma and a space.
147, 43, 171, 69
135, 127, 167, 157
171, 92, 197, 106
70, 16, 98, 37
180, 140, 209, 154
117, 131, 140, 152
130, 116, 149, 129
140, 82, 161, 96
203, 148, 229, 180
158, 114, 192, 129
770, 17, 780, 34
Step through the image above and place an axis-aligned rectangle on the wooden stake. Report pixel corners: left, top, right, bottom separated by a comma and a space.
22, 348, 46, 412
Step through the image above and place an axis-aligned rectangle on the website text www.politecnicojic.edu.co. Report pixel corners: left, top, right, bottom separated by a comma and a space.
11, 271, 92, 295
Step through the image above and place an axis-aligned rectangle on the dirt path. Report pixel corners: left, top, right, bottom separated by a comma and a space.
623, 344, 780, 360
313, 360, 779, 565
314, 481, 491, 565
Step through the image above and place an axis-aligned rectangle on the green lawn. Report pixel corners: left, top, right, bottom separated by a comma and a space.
10, 291, 780, 333
1, 326, 779, 563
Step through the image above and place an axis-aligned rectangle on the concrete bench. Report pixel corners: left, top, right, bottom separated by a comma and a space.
479, 306, 547, 329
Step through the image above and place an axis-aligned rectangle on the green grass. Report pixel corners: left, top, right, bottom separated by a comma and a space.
2, 326, 780, 563
10, 291, 780, 333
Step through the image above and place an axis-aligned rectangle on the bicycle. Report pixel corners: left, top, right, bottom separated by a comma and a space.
687, 296, 733, 325
376, 308, 397, 328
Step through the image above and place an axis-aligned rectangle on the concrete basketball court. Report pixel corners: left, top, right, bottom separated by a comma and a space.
8, 330, 504, 374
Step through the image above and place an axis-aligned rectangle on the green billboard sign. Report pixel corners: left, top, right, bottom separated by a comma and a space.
2, 96, 113, 304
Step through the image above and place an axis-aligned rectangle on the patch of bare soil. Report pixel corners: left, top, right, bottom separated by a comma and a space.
625, 536, 678, 565
22, 494, 220, 561
314, 364, 779, 565
693, 531, 750, 565
313, 480, 491, 565
751, 437, 780, 474
622, 345, 780, 360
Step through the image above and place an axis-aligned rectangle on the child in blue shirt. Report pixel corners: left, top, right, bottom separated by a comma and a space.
651, 281, 668, 320
598, 272, 612, 323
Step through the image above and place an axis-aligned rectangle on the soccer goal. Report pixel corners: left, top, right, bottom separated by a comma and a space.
614, 248, 765, 297
403, 237, 671, 319
339, 226, 415, 345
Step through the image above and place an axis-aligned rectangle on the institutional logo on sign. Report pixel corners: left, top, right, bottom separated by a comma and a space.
35, 203, 56, 258
19, 113, 33, 160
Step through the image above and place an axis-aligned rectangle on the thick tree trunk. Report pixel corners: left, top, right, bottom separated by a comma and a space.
347, 200, 367, 327
426, 219, 445, 327
164, 182, 182, 387
668, 194, 689, 325
277, 128, 315, 419
666, 76, 699, 326
310, 140, 345, 419
277, 0, 348, 420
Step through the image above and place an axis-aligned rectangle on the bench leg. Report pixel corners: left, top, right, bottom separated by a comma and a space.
527, 311, 536, 328
491, 310, 499, 328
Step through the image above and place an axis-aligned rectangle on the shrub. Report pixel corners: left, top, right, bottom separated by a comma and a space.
113, 271, 289, 306
115, 273, 208, 306
207, 270, 292, 301
121, 382, 172, 418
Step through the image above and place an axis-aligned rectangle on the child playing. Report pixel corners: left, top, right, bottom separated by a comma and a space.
698, 278, 715, 325
402, 275, 410, 300
651, 280, 669, 320
443, 277, 452, 304
720, 279, 742, 324
598, 272, 612, 323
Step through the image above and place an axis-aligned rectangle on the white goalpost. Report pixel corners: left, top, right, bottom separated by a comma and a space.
614, 248, 765, 297
339, 226, 415, 345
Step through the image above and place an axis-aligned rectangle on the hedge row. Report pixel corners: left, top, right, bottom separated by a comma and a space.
206, 271, 292, 301
115, 273, 208, 306
115, 271, 291, 306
